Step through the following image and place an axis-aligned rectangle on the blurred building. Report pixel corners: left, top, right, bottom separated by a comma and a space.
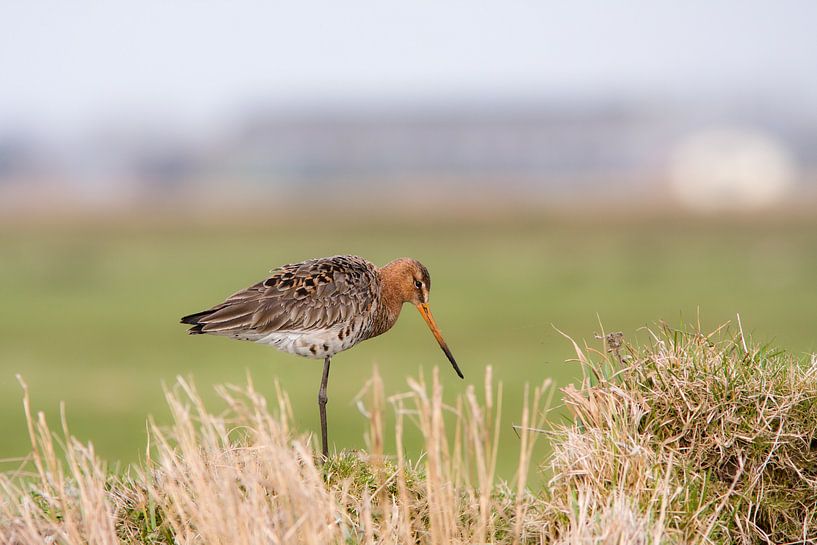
1, 99, 815, 214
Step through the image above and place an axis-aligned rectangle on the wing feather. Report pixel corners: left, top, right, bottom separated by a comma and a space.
181, 255, 380, 337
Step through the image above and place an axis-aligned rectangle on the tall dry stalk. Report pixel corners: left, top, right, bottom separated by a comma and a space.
0, 378, 119, 545
146, 376, 340, 545
388, 366, 550, 544
2, 366, 552, 545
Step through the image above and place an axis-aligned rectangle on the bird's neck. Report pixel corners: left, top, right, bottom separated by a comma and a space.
368, 269, 406, 339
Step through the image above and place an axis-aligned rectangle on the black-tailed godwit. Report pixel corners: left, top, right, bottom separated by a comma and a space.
180, 255, 462, 459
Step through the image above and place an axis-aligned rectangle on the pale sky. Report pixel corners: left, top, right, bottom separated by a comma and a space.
1, 1, 816, 132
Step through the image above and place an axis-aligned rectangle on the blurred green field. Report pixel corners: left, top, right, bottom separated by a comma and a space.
1, 214, 816, 479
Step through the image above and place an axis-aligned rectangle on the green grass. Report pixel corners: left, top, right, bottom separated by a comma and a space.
2, 214, 817, 479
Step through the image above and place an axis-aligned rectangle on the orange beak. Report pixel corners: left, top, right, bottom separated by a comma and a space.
416, 303, 464, 379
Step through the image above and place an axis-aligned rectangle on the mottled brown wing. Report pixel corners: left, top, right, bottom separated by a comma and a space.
181, 255, 379, 336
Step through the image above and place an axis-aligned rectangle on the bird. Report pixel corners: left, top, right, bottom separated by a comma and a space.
180, 255, 463, 459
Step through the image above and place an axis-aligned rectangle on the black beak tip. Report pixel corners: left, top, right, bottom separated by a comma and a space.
440, 342, 465, 379
443, 348, 464, 379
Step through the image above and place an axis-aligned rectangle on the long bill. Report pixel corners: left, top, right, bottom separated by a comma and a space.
415, 303, 464, 379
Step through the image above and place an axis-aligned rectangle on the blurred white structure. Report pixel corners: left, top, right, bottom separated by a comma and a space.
669, 128, 797, 212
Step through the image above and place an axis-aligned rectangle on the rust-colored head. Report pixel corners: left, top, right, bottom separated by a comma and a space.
381, 258, 463, 379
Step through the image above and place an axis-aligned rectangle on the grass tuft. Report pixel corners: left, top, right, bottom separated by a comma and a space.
544, 324, 817, 544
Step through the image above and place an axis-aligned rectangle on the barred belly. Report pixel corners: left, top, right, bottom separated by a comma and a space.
255, 323, 363, 359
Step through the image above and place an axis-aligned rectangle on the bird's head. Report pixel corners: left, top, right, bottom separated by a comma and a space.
381, 258, 463, 379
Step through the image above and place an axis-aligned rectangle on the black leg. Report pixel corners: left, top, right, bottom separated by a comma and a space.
318, 356, 331, 460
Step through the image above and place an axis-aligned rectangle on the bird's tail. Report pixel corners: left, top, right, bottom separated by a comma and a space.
180, 310, 212, 334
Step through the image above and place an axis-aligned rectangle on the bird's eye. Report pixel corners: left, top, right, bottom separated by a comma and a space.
414, 280, 423, 289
